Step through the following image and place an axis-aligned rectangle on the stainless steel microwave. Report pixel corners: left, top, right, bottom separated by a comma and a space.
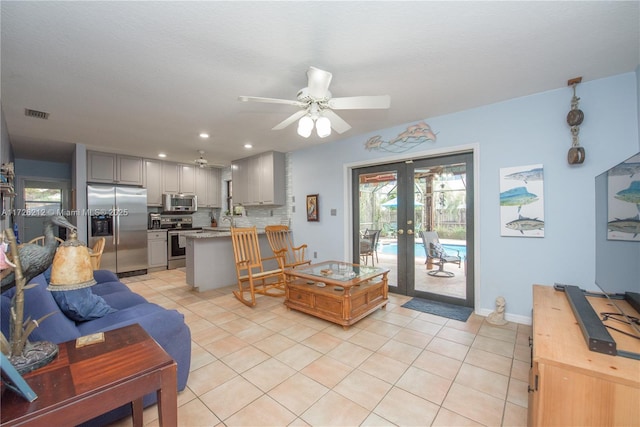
163, 193, 197, 213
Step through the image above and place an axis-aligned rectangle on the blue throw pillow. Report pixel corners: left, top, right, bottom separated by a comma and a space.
51, 288, 117, 322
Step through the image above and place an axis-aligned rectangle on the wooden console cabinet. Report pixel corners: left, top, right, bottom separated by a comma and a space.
529, 285, 640, 427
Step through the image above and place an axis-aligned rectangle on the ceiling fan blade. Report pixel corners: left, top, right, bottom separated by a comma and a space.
307, 67, 333, 99
328, 95, 391, 110
322, 109, 352, 134
272, 110, 308, 130
238, 96, 305, 107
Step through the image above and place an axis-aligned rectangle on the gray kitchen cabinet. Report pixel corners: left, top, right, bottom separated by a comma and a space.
208, 167, 221, 208
231, 151, 284, 206
163, 163, 195, 195
162, 163, 179, 194
247, 155, 261, 204
231, 157, 250, 205
195, 167, 222, 208
195, 167, 209, 206
144, 159, 163, 206
87, 151, 144, 185
147, 230, 167, 271
179, 164, 196, 195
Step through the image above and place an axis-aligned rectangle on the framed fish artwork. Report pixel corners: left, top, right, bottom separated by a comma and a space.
499, 164, 545, 237
607, 152, 640, 241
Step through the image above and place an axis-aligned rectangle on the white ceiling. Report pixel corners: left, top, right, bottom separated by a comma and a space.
1, 1, 638, 166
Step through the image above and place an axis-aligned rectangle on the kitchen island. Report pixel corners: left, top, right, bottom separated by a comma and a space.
185, 228, 277, 292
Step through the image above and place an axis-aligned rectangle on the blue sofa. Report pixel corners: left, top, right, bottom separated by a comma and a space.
1, 269, 191, 426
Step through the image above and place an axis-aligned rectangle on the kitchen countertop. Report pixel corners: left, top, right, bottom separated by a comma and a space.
185, 228, 273, 292
185, 228, 265, 239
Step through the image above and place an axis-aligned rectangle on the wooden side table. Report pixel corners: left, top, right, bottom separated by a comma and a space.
1, 323, 177, 427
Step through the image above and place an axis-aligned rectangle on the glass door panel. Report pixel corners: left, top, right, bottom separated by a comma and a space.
353, 167, 401, 293
411, 155, 472, 305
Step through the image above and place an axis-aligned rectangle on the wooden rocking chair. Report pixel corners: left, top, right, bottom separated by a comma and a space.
264, 225, 311, 270
230, 226, 286, 307
26, 235, 65, 246
89, 237, 106, 270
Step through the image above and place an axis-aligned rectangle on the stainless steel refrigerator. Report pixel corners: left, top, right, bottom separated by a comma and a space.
87, 185, 148, 275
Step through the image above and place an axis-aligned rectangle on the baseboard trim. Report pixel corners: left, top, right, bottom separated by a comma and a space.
477, 308, 532, 326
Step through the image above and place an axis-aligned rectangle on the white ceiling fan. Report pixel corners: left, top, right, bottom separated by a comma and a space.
239, 66, 390, 138
194, 150, 208, 168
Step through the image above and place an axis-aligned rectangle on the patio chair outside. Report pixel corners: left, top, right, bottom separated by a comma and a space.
230, 226, 286, 307
420, 231, 461, 277
360, 229, 381, 266
264, 225, 311, 269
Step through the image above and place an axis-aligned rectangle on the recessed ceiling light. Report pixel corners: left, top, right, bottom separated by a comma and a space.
158, 153, 167, 158
199, 133, 210, 138
244, 143, 253, 149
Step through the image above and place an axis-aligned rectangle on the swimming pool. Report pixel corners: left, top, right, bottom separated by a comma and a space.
380, 242, 467, 258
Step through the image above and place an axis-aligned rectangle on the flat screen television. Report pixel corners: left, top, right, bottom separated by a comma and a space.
594, 151, 640, 294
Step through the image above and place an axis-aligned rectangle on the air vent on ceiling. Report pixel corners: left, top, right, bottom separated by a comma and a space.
24, 108, 50, 120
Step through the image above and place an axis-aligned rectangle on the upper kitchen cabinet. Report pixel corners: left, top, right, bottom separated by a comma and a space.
232, 151, 285, 206
144, 159, 163, 206
231, 157, 250, 205
87, 151, 144, 185
163, 163, 196, 195
195, 167, 221, 208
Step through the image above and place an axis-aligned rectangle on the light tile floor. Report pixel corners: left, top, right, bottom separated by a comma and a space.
110, 269, 530, 427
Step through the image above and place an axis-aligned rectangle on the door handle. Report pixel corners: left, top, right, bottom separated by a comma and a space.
398, 229, 404, 235
115, 206, 120, 245
112, 208, 117, 245
407, 229, 414, 235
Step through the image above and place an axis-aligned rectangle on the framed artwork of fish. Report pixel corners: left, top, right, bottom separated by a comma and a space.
607, 152, 640, 241
499, 164, 545, 237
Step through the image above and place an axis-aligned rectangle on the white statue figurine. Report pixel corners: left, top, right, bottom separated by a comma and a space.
486, 296, 508, 325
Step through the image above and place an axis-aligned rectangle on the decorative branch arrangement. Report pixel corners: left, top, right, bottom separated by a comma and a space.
1, 229, 57, 373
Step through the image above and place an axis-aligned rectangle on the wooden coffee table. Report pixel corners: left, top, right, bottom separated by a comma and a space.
284, 260, 389, 328
1, 323, 177, 427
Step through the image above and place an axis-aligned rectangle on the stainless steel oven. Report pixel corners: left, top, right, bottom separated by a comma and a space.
167, 229, 202, 269
162, 215, 202, 269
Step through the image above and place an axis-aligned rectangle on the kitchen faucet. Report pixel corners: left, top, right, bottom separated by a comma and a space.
221, 215, 235, 228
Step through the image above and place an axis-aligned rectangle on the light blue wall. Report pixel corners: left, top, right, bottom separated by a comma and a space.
637, 65, 640, 146
290, 72, 639, 321
14, 158, 71, 180
0, 107, 12, 166
73, 144, 88, 240
0, 107, 14, 231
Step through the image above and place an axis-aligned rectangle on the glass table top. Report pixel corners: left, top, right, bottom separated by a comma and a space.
290, 261, 386, 282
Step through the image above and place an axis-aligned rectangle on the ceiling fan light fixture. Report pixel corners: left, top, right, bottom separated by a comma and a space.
240, 66, 390, 137
297, 115, 314, 138
316, 116, 331, 138
195, 150, 208, 168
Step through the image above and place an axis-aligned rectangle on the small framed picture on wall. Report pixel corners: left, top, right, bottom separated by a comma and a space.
306, 194, 319, 222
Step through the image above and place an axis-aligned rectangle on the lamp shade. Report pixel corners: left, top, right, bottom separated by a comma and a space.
297, 115, 314, 138
48, 232, 96, 291
316, 116, 332, 138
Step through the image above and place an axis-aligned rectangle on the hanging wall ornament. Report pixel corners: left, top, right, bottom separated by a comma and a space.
566, 77, 585, 165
